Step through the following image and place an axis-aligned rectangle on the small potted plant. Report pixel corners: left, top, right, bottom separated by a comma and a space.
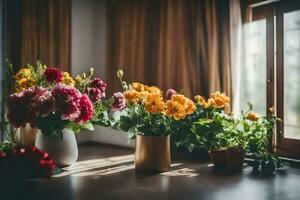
241, 104, 285, 175
116, 70, 196, 173
192, 112, 246, 173
190, 92, 247, 173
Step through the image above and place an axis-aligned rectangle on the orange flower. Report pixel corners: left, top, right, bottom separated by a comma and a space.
124, 90, 140, 103
208, 91, 230, 109
132, 82, 146, 92
247, 112, 260, 121
165, 100, 187, 120
194, 95, 210, 108
172, 94, 188, 105
144, 93, 165, 114
145, 86, 161, 94
186, 99, 196, 115
165, 94, 196, 120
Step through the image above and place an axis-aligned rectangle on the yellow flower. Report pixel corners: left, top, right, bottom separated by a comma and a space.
75, 75, 82, 83
124, 90, 140, 103
14, 68, 36, 92
144, 93, 165, 114
208, 91, 230, 109
247, 112, 260, 121
15, 68, 32, 81
165, 94, 196, 120
132, 82, 146, 92
62, 72, 75, 86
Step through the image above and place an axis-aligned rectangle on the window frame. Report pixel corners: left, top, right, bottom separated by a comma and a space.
275, 1, 300, 159
251, 4, 276, 153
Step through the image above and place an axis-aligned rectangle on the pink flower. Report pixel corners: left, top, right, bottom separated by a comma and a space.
44, 67, 63, 83
31, 87, 55, 117
7, 87, 50, 127
166, 89, 177, 100
86, 87, 104, 102
52, 84, 82, 121
75, 94, 93, 124
112, 92, 126, 110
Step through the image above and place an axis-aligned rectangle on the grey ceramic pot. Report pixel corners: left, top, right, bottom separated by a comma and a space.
35, 129, 78, 167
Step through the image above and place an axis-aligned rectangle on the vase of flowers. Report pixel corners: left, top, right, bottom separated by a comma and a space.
6, 62, 115, 167
116, 70, 196, 173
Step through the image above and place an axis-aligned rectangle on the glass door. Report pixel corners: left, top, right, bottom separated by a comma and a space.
276, 1, 300, 158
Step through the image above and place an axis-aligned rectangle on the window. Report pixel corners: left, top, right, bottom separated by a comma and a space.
283, 10, 300, 140
244, 0, 300, 158
241, 19, 267, 115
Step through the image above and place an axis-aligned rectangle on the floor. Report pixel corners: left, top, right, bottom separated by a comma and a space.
1, 144, 300, 200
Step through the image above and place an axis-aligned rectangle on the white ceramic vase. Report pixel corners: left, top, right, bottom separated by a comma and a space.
35, 129, 78, 167
15, 124, 39, 147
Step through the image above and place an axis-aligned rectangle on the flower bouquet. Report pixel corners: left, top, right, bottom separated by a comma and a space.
6, 62, 116, 166
116, 70, 196, 173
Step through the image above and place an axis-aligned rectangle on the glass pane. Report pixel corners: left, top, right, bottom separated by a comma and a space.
241, 19, 267, 115
284, 10, 300, 139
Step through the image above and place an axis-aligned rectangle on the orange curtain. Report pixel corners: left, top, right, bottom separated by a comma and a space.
106, 0, 232, 98
21, 0, 71, 71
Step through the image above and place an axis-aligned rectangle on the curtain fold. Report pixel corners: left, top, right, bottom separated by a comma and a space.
107, 0, 232, 98
21, 0, 71, 71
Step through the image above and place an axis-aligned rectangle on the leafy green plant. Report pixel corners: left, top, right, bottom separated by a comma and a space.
240, 104, 285, 175
170, 105, 205, 152
119, 103, 171, 139
191, 111, 246, 151
189, 101, 285, 175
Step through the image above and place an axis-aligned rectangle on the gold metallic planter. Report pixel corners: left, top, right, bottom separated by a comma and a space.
135, 134, 171, 173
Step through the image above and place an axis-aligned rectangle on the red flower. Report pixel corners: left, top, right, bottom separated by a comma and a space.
90, 78, 107, 93
0, 151, 6, 158
44, 67, 63, 83
0, 147, 56, 179
86, 87, 104, 102
75, 94, 93, 123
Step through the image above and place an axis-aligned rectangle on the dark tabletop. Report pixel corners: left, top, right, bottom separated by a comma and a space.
1, 144, 299, 200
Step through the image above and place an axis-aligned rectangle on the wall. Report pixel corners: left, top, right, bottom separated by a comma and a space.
71, 0, 106, 77
71, 0, 133, 148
